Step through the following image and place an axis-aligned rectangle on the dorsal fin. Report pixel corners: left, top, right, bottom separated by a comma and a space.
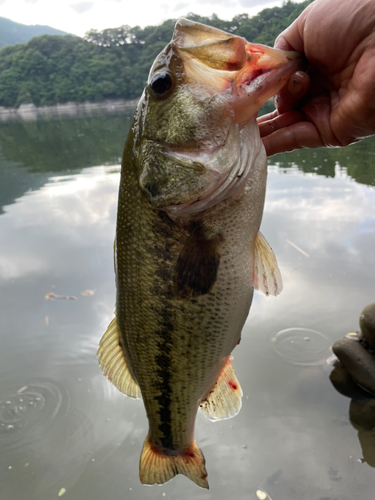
97, 313, 141, 399
253, 231, 283, 296
200, 356, 242, 421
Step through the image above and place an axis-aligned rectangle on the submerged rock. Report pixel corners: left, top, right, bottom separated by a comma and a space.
350, 398, 375, 467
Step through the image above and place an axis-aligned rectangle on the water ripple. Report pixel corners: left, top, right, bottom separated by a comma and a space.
0, 380, 69, 450
270, 327, 330, 366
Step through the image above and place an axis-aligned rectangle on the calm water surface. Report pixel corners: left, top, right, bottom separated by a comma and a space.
1, 113, 375, 500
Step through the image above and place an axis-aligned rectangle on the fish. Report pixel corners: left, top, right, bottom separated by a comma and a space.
97, 18, 300, 489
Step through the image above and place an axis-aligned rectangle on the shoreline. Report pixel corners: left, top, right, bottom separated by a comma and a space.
0, 99, 139, 122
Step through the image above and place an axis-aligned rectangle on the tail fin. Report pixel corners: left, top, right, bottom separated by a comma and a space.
139, 435, 209, 489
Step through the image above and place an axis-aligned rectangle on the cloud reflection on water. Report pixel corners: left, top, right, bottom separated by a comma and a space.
245, 166, 375, 344
0, 166, 120, 280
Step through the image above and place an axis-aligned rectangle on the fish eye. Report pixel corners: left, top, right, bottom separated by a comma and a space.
149, 72, 174, 98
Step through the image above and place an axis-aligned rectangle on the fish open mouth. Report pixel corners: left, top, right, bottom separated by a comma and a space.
245, 67, 273, 85
173, 18, 301, 124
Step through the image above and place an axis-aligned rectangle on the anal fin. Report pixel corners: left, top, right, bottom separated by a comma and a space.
200, 356, 242, 421
253, 231, 283, 296
139, 434, 208, 489
97, 313, 141, 399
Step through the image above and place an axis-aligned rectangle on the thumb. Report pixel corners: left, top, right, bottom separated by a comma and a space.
274, 14, 307, 53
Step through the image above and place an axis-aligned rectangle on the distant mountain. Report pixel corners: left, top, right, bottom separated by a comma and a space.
0, 16, 68, 49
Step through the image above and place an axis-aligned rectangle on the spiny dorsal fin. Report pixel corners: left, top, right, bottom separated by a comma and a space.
253, 231, 283, 296
200, 356, 242, 421
139, 434, 208, 489
97, 314, 141, 399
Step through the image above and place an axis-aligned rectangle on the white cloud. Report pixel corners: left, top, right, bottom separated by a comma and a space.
69, 1, 94, 14
239, 0, 276, 7
172, 2, 190, 12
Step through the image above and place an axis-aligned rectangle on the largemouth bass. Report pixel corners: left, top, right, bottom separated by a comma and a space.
98, 18, 300, 489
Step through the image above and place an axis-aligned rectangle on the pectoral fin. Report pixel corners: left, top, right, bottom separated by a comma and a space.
97, 313, 141, 399
253, 231, 283, 296
173, 225, 222, 299
200, 356, 242, 421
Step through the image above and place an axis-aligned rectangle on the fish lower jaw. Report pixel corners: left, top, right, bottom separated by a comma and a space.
231, 59, 301, 123
240, 67, 274, 90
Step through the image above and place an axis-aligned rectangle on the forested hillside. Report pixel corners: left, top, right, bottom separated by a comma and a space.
0, 16, 68, 50
0, 1, 312, 108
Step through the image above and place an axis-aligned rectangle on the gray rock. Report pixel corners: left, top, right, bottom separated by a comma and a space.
359, 302, 375, 348
329, 359, 370, 400
332, 336, 375, 395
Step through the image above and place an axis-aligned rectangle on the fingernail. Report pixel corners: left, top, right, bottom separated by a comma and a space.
288, 72, 305, 94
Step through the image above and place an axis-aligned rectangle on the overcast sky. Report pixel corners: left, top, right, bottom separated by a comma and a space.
0, 0, 305, 37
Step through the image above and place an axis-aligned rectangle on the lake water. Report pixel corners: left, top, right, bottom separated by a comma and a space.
1, 112, 375, 500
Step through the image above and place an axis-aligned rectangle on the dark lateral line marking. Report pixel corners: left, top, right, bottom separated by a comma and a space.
153, 303, 175, 450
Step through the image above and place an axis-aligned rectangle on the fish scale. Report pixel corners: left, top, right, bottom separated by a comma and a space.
98, 17, 300, 489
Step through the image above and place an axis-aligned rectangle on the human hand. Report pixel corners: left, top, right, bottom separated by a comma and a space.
258, 0, 375, 156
